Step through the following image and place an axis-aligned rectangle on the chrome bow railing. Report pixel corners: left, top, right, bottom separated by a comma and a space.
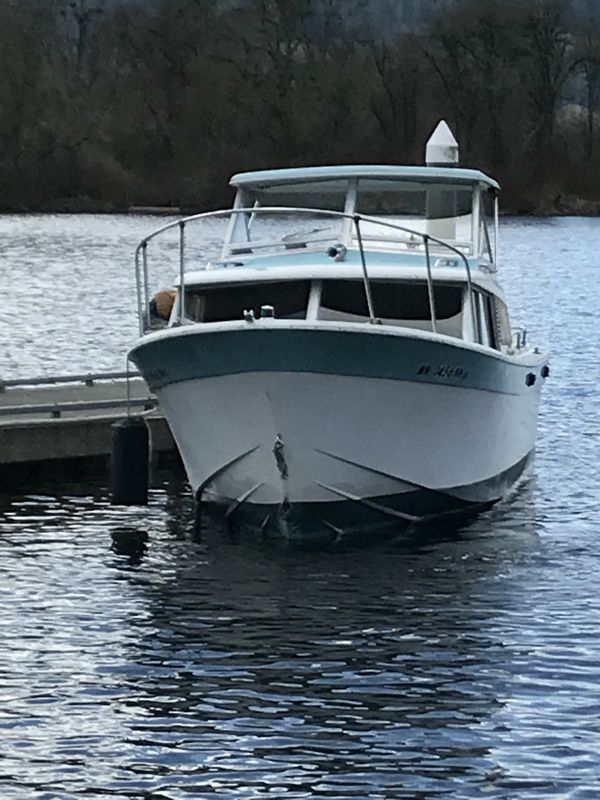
134, 207, 476, 335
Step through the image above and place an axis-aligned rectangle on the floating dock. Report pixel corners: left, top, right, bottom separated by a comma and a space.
0, 371, 178, 482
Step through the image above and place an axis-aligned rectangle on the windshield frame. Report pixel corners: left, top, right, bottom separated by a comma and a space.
223, 177, 491, 259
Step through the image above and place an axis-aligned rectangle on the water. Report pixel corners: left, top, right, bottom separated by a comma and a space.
1, 214, 600, 797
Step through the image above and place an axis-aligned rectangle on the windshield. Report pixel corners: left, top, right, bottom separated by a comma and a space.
224, 180, 348, 257
355, 179, 473, 249
249, 179, 348, 212
225, 177, 477, 256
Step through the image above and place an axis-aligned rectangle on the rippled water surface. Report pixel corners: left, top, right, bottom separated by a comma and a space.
1, 215, 600, 798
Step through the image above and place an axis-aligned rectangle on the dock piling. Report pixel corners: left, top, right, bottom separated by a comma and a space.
110, 417, 149, 505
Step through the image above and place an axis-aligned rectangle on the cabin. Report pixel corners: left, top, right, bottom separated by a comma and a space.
144, 165, 512, 351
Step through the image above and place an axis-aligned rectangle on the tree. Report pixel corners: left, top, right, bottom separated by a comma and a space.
420, 0, 525, 170
519, 0, 574, 161
363, 0, 422, 163
572, 0, 600, 158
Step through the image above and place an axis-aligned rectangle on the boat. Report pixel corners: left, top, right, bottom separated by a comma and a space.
128, 121, 549, 540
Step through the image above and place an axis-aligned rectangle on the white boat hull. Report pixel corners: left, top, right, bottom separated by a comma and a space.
130, 323, 547, 538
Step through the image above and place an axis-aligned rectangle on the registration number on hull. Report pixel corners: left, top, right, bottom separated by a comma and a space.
417, 364, 469, 380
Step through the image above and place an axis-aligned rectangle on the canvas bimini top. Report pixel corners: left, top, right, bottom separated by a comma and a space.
230, 165, 500, 192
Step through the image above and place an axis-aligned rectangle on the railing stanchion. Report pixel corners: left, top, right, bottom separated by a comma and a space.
126, 357, 132, 418
494, 195, 499, 270
141, 243, 149, 333
134, 247, 144, 336
179, 221, 186, 325
423, 235, 437, 334
353, 216, 376, 323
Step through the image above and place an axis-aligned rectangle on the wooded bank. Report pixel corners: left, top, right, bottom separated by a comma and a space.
3, 0, 600, 214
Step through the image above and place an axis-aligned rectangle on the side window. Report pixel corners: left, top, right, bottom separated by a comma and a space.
473, 290, 499, 349
472, 290, 483, 344
484, 295, 498, 349
477, 293, 489, 346
491, 297, 512, 347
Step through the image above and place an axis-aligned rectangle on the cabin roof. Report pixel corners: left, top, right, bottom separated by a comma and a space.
230, 165, 500, 192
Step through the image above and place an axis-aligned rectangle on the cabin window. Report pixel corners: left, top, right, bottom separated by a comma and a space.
491, 297, 512, 347
183, 281, 310, 323
473, 291, 497, 348
357, 186, 428, 218
356, 181, 472, 218
484, 294, 498, 348
480, 190, 496, 262
318, 280, 463, 337
226, 182, 347, 255
354, 179, 474, 251
250, 180, 348, 212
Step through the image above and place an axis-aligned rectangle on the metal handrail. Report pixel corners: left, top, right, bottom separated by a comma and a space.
0, 370, 141, 392
135, 206, 477, 336
0, 396, 156, 420
423, 236, 437, 333
178, 221, 186, 326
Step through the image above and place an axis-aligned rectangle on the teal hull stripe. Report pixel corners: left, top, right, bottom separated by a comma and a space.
131, 328, 529, 395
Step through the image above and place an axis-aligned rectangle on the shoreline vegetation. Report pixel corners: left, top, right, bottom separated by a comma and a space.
3, 192, 600, 218
3, 198, 600, 217
2, 0, 600, 216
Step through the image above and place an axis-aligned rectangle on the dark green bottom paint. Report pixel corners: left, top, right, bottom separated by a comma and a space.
201, 453, 531, 543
